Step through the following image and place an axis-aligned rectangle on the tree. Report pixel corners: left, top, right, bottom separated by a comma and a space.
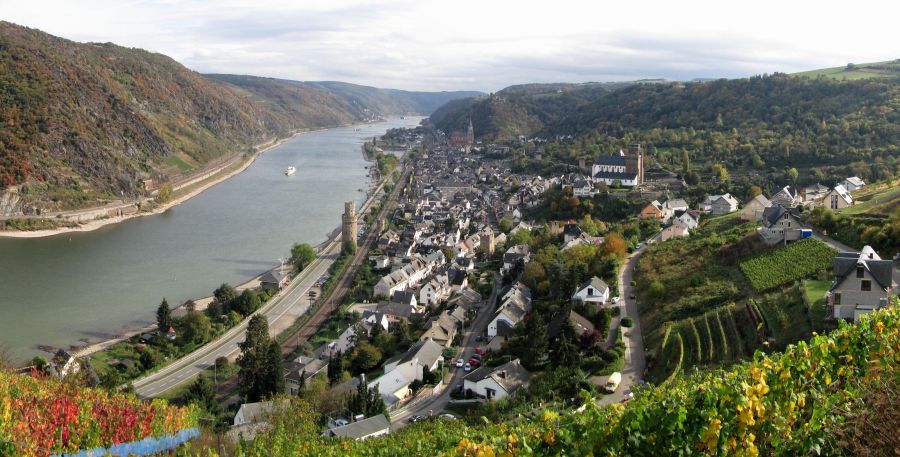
499, 217, 513, 234
342, 240, 357, 256
351, 341, 382, 374
232, 289, 262, 316
600, 233, 627, 259
327, 350, 344, 385
749, 185, 762, 198
156, 183, 173, 203
681, 149, 691, 176
713, 164, 729, 183
156, 298, 171, 334
213, 283, 238, 316
347, 378, 386, 418
508, 229, 533, 247
139, 349, 160, 369
182, 311, 212, 344
787, 167, 799, 184
441, 247, 454, 263
521, 262, 547, 291
524, 313, 549, 369
290, 243, 316, 271
238, 315, 281, 401
184, 375, 219, 415
552, 326, 580, 368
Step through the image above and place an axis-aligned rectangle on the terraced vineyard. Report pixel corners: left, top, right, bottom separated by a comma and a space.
739, 239, 835, 291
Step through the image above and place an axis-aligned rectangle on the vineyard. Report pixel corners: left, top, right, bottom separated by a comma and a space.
739, 239, 835, 291
237, 300, 900, 456
0, 370, 199, 457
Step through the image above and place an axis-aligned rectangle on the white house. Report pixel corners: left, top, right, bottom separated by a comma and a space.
701, 193, 739, 216
368, 339, 444, 405
501, 244, 531, 275
825, 185, 853, 210
659, 219, 691, 241
487, 282, 532, 338
419, 273, 451, 306
829, 246, 896, 321
840, 177, 865, 192
572, 276, 610, 306
462, 359, 531, 401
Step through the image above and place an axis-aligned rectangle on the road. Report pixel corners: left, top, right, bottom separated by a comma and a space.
599, 245, 647, 405
131, 161, 395, 399
390, 273, 501, 428
132, 241, 340, 398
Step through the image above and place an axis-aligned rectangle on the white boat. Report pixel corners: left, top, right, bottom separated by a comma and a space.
285, 166, 296, 176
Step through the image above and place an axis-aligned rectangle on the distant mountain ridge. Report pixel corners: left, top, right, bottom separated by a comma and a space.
0, 22, 478, 215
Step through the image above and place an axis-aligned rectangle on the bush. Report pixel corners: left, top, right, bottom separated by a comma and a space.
621, 317, 633, 327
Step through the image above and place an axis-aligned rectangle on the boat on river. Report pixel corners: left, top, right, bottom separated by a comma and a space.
285, 166, 296, 176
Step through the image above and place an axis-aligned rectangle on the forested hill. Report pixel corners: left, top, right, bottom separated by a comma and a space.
431, 74, 900, 183
0, 22, 475, 214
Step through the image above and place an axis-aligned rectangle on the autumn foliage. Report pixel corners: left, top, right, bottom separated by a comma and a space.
0, 370, 199, 456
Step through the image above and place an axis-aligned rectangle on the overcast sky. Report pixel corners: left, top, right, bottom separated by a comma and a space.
2, 0, 898, 92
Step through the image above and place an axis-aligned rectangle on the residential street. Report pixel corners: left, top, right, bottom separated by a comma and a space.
390, 273, 501, 429
599, 245, 647, 405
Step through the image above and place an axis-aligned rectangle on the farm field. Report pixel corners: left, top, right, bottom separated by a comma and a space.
739, 239, 835, 291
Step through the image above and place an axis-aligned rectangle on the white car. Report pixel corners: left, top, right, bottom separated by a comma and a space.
464, 363, 472, 372
611, 296, 620, 304
455, 359, 464, 368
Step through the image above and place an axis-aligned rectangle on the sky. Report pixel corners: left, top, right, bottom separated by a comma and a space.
1, 0, 898, 92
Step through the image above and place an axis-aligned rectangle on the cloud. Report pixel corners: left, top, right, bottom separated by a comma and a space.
1, 0, 898, 91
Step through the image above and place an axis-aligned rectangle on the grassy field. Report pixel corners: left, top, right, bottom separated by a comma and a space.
793, 60, 900, 80
839, 181, 900, 216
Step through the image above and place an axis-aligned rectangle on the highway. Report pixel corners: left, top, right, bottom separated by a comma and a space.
131, 161, 395, 399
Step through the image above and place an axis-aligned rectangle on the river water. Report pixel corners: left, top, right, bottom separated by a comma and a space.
0, 117, 422, 361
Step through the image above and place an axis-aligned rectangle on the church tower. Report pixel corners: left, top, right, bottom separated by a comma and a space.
466, 118, 475, 146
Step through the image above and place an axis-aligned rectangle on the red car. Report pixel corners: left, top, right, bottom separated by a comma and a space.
468, 358, 481, 368
474, 347, 486, 356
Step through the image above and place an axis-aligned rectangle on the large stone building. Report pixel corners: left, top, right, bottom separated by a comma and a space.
591, 144, 644, 187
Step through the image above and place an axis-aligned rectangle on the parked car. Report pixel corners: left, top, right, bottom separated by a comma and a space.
470, 353, 482, 361
455, 359, 464, 368
464, 363, 472, 372
474, 347, 486, 356
475, 335, 483, 342
407, 415, 426, 424
333, 418, 349, 427
468, 358, 481, 368
439, 413, 458, 420
629, 294, 636, 300
611, 296, 620, 304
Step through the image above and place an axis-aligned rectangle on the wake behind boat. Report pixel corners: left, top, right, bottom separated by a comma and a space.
285, 166, 296, 176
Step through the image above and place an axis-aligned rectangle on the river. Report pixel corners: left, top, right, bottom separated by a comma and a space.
0, 116, 422, 361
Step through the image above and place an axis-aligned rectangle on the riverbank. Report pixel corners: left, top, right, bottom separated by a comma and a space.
0, 124, 349, 239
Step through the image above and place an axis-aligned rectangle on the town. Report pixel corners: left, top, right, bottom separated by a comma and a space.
18, 117, 892, 449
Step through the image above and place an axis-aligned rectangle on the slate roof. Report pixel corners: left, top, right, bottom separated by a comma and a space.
464, 358, 531, 394
832, 246, 893, 291
593, 170, 638, 180
394, 338, 444, 368
761, 204, 801, 228
325, 414, 391, 439
578, 276, 609, 295
593, 154, 627, 166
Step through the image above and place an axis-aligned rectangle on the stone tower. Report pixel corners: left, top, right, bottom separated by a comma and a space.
480, 229, 495, 256
626, 143, 644, 185
342, 201, 357, 246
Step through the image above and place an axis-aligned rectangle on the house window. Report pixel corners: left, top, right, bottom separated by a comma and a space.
587, 288, 594, 296
834, 293, 841, 305
861, 280, 871, 292
856, 266, 864, 278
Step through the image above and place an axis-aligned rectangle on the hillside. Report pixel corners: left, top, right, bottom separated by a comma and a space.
0, 22, 476, 215
429, 82, 631, 140
237, 303, 900, 456
430, 74, 900, 187
793, 59, 900, 80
